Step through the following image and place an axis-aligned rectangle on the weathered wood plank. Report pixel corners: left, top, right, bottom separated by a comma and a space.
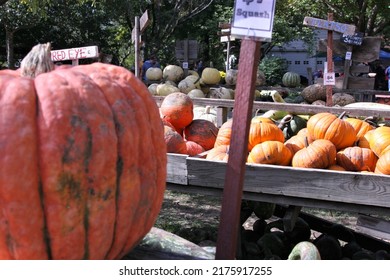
166, 153, 188, 185
186, 158, 390, 209
356, 214, 390, 241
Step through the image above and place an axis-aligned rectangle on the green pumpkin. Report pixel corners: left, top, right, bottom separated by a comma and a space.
282, 72, 301, 88
278, 114, 307, 140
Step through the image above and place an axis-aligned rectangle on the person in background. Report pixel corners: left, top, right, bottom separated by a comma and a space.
385, 65, 390, 92
141, 54, 160, 82
196, 59, 204, 75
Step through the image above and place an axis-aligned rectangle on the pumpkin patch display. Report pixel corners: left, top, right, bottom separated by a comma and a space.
0, 43, 166, 260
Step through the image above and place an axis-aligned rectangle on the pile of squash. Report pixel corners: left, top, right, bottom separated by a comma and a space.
206, 109, 390, 175
161, 92, 219, 156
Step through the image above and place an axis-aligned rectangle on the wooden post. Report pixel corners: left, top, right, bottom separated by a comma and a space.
134, 16, 140, 78
342, 45, 353, 89
215, 39, 261, 260
326, 13, 334, 106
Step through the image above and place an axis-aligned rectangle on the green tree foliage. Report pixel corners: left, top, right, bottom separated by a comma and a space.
259, 56, 288, 86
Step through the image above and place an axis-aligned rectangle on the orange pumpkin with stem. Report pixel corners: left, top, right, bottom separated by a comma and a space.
247, 140, 293, 166
248, 121, 285, 151
306, 112, 356, 150
292, 139, 337, 169
336, 146, 378, 172
0, 43, 167, 260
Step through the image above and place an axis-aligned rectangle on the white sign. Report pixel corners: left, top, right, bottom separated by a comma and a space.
323, 72, 336, 85
182, 62, 189, 69
51, 46, 99, 62
345, 51, 352, 60
231, 0, 276, 41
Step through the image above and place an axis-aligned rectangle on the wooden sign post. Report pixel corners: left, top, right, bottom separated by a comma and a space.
303, 14, 356, 106
132, 10, 150, 78
215, 0, 276, 260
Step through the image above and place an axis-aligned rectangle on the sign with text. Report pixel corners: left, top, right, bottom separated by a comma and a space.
140, 10, 150, 33
303, 17, 356, 35
231, 0, 276, 41
51, 46, 98, 62
341, 32, 364, 46
323, 72, 336, 86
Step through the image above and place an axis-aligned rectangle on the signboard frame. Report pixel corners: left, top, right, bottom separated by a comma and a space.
230, 0, 276, 41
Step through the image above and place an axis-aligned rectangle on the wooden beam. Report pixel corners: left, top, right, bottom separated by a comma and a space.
215, 39, 261, 260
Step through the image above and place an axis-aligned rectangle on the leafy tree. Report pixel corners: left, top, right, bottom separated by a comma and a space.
0, 0, 42, 68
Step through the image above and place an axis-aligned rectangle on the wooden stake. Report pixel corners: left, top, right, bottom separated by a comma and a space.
215, 39, 261, 260
326, 13, 334, 106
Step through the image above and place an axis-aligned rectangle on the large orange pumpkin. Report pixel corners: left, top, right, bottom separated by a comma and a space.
306, 112, 356, 150
0, 43, 167, 260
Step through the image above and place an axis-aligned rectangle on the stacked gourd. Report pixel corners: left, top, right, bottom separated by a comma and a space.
160, 92, 219, 156
206, 110, 390, 176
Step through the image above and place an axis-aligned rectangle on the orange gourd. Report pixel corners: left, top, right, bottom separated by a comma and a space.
184, 119, 219, 151
164, 126, 187, 154
206, 145, 229, 162
248, 121, 285, 151
368, 126, 390, 157
306, 112, 356, 150
336, 146, 378, 172
185, 140, 205, 156
160, 92, 194, 131
214, 119, 233, 147
0, 43, 167, 260
292, 139, 337, 169
247, 141, 293, 166
375, 149, 390, 175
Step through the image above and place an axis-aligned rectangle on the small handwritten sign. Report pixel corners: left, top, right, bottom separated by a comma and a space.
51, 46, 98, 62
341, 32, 364, 46
231, 0, 276, 41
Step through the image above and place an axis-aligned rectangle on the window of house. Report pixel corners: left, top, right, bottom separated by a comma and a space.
295, 61, 301, 65
303, 61, 309, 65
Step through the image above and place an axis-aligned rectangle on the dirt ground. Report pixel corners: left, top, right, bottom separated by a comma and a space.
154, 189, 361, 246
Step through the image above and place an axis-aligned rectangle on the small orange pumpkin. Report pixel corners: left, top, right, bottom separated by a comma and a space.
214, 119, 232, 147
247, 141, 293, 166
374, 149, 390, 175
336, 146, 378, 172
184, 119, 219, 151
248, 121, 285, 151
292, 139, 337, 169
345, 117, 375, 139
206, 145, 229, 162
306, 112, 356, 150
368, 126, 390, 157
284, 134, 313, 155
185, 140, 205, 156
164, 125, 187, 154
160, 92, 194, 131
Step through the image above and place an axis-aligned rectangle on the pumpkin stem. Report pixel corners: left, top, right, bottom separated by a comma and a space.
338, 111, 347, 119
277, 114, 292, 129
363, 116, 379, 127
20, 42, 55, 78
304, 136, 309, 148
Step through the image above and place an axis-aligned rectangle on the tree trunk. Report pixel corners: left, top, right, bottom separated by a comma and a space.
6, 28, 15, 69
